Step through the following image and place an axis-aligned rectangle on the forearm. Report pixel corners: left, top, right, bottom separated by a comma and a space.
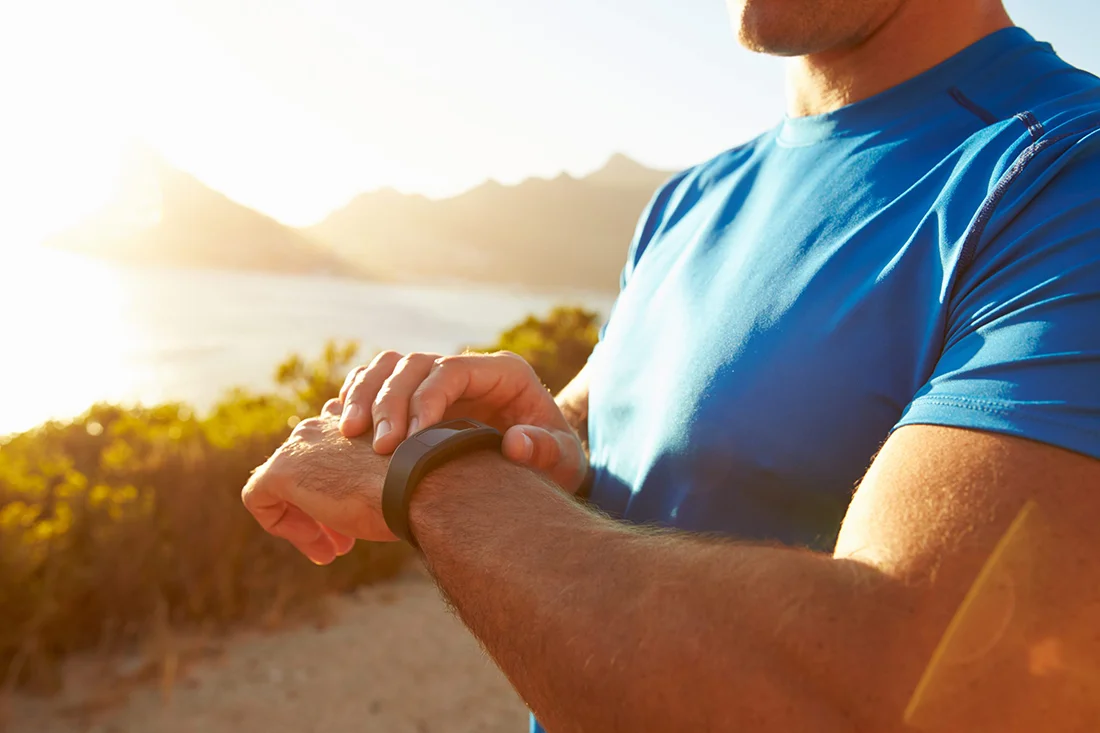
555, 369, 592, 496
555, 369, 589, 448
409, 453, 923, 733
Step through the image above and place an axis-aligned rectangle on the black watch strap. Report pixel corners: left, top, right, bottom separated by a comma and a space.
381, 419, 503, 548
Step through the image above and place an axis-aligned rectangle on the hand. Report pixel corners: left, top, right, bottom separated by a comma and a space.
242, 399, 396, 565
338, 350, 587, 494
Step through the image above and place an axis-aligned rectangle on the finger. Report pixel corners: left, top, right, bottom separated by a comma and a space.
291, 416, 323, 436
340, 351, 403, 437
242, 468, 291, 532
323, 526, 356, 557
322, 398, 343, 418
501, 425, 563, 470
407, 359, 471, 432
372, 353, 440, 453
291, 534, 339, 566
264, 503, 338, 565
503, 426, 557, 469
241, 457, 343, 564
408, 352, 530, 431
339, 366, 365, 402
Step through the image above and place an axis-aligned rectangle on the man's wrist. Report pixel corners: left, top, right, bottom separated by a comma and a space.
407, 449, 526, 551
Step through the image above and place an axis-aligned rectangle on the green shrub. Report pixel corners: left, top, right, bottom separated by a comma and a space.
0, 342, 407, 691
0, 307, 600, 690
473, 306, 600, 393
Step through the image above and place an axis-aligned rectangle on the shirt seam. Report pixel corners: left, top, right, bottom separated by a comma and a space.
1015, 110, 1046, 141
946, 123, 1100, 345
907, 394, 1100, 431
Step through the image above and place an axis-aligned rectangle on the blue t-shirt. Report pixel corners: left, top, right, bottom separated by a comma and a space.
532, 27, 1100, 732
584, 27, 1100, 549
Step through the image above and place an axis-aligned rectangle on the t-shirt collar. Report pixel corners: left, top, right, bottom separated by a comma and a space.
777, 27, 1039, 146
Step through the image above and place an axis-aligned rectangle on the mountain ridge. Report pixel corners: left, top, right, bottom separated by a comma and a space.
308, 153, 674, 292
46, 151, 676, 293
46, 151, 364, 279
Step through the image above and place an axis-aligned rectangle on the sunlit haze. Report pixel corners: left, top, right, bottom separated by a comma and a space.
3, 5, 1100, 727
2, 0, 1097, 250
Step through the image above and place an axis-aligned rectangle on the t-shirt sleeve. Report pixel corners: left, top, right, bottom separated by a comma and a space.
597, 169, 694, 342
895, 146, 1100, 460
620, 168, 694, 291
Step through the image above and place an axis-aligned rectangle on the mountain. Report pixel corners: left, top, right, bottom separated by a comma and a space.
46, 152, 361, 278
308, 154, 675, 293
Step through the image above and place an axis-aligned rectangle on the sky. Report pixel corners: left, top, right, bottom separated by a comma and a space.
1, 0, 1098, 248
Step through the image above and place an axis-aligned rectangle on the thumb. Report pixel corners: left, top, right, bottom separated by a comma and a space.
502, 425, 567, 472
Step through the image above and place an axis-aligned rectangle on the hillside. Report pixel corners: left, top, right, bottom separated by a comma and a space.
46, 152, 360, 278
308, 154, 674, 293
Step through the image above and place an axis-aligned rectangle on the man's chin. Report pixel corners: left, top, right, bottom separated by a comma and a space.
729, 0, 881, 57
732, 9, 824, 57
736, 27, 812, 57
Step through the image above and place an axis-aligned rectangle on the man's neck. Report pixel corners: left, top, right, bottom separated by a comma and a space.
787, 1, 1014, 117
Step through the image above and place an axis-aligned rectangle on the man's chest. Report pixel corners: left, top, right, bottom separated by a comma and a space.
587, 167, 969, 544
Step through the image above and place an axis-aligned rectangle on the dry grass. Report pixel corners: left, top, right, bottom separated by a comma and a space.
0, 344, 409, 695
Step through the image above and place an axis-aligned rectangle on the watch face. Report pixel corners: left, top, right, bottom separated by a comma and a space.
415, 420, 482, 447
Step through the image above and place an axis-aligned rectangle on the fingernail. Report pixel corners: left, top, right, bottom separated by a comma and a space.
374, 420, 391, 444
342, 404, 363, 426
520, 433, 534, 461
407, 418, 420, 436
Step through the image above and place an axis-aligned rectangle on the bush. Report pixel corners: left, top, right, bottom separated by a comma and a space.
0, 342, 407, 691
0, 307, 600, 690
473, 306, 600, 393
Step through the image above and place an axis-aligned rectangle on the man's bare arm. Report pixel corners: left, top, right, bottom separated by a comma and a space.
555, 363, 590, 449
408, 426, 1100, 732
554, 364, 592, 496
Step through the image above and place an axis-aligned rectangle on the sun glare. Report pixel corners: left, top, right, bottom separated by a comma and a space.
0, 250, 141, 434
0, 2, 134, 250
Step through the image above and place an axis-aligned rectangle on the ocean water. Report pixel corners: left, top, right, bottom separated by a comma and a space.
0, 249, 614, 436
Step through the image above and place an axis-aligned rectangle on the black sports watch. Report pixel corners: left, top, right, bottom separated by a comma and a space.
381, 419, 503, 549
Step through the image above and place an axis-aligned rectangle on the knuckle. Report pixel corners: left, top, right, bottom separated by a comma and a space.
340, 366, 365, 395
372, 391, 389, 412
409, 385, 439, 411
373, 383, 399, 412
342, 365, 364, 384
241, 470, 271, 507
495, 350, 533, 373
291, 417, 324, 439
348, 369, 370, 393
434, 354, 459, 368
370, 350, 403, 369
435, 354, 472, 372
394, 353, 430, 373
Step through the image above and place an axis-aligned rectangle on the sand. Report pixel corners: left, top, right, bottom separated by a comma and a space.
5, 569, 529, 733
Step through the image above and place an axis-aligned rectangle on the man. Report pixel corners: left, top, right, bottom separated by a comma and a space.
244, 0, 1100, 730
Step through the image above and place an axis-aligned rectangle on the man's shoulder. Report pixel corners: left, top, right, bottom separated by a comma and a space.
982, 95, 1100, 217
952, 91, 1100, 305
943, 60, 1100, 241
955, 44, 1100, 145
1025, 69, 1100, 150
